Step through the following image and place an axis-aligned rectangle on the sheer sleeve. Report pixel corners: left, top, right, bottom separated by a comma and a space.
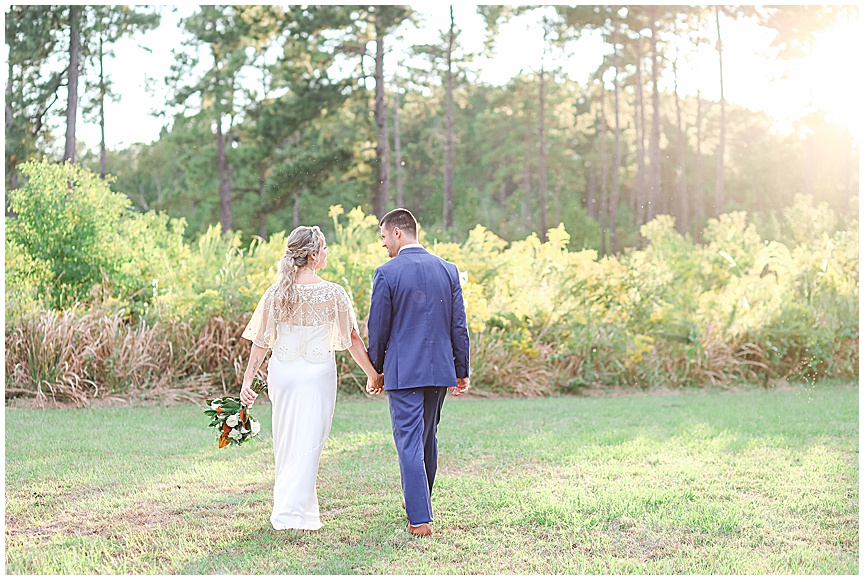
241, 285, 277, 349
330, 283, 359, 351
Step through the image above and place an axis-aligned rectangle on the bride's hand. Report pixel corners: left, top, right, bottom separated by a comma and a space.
366, 373, 384, 395
240, 380, 258, 407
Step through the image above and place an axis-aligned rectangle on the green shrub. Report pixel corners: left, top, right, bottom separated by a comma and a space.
4, 172, 859, 403
6, 159, 187, 314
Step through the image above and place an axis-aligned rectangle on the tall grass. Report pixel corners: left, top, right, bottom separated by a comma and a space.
5, 176, 859, 405
4, 308, 253, 407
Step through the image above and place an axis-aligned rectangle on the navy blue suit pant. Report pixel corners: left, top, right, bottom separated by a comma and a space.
387, 386, 448, 526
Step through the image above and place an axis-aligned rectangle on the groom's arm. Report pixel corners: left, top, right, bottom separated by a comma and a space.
449, 266, 470, 380
367, 267, 392, 374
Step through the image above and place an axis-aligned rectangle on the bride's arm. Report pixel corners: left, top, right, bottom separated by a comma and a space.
240, 343, 269, 406
346, 328, 383, 392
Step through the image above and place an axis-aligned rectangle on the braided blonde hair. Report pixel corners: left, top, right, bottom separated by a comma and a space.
273, 225, 323, 319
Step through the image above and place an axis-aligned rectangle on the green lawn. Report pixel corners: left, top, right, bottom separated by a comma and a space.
5, 384, 859, 574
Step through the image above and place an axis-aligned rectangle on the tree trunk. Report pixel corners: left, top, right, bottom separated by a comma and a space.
673, 58, 689, 236
258, 169, 267, 239
393, 88, 404, 208
373, 8, 389, 218
634, 33, 646, 240
847, 139, 855, 215
805, 131, 815, 196
627, 88, 636, 228
523, 133, 532, 232
599, 97, 608, 257
293, 190, 300, 229
98, 32, 107, 179
648, 8, 661, 222
64, 6, 80, 162
497, 180, 507, 232
216, 121, 232, 233
5, 55, 12, 135
555, 171, 561, 227
610, 25, 621, 254
537, 65, 548, 242
694, 90, 705, 241
6, 44, 16, 190
586, 161, 597, 226
714, 6, 726, 217
227, 153, 235, 229
443, 5, 455, 228
154, 174, 162, 209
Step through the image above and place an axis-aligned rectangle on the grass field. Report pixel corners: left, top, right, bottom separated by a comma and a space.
4, 384, 859, 574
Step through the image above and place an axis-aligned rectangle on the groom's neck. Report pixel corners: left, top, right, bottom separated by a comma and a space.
397, 239, 420, 253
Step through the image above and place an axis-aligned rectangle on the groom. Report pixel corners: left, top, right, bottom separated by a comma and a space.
366, 208, 470, 537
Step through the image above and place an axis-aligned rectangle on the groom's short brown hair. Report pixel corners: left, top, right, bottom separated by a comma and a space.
379, 208, 418, 238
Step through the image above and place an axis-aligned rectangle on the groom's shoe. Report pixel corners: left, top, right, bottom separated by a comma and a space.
407, 522, 432, 537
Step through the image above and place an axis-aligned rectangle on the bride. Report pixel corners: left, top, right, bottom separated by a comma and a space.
239, 225, 382, 531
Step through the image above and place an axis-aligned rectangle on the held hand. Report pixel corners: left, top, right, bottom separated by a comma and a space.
366, 373, 384, 395
451, 377, 470, 397
240, 380, 258, 407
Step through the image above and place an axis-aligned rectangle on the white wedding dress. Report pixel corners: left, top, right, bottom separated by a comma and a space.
242, 281, 358, 530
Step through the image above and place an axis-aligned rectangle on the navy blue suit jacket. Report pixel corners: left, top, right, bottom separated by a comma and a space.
367, 247, 470, 391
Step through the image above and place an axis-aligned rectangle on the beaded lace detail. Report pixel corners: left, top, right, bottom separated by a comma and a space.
242, 281, 359, 363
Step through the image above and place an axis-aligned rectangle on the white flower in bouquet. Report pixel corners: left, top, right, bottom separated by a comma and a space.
203, 396, 262, 448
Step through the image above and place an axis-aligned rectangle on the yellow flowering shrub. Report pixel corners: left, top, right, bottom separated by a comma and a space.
6, 193, 858, 398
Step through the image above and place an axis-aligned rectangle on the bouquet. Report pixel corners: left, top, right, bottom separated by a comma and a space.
251, 376, 268, 394
204, 396, 261, 448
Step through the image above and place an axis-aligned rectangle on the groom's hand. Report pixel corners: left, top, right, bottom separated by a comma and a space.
451, 377, 470, 397
366, 373, 384, 395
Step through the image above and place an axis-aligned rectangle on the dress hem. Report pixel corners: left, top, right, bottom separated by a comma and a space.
271, 518, 323, 531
